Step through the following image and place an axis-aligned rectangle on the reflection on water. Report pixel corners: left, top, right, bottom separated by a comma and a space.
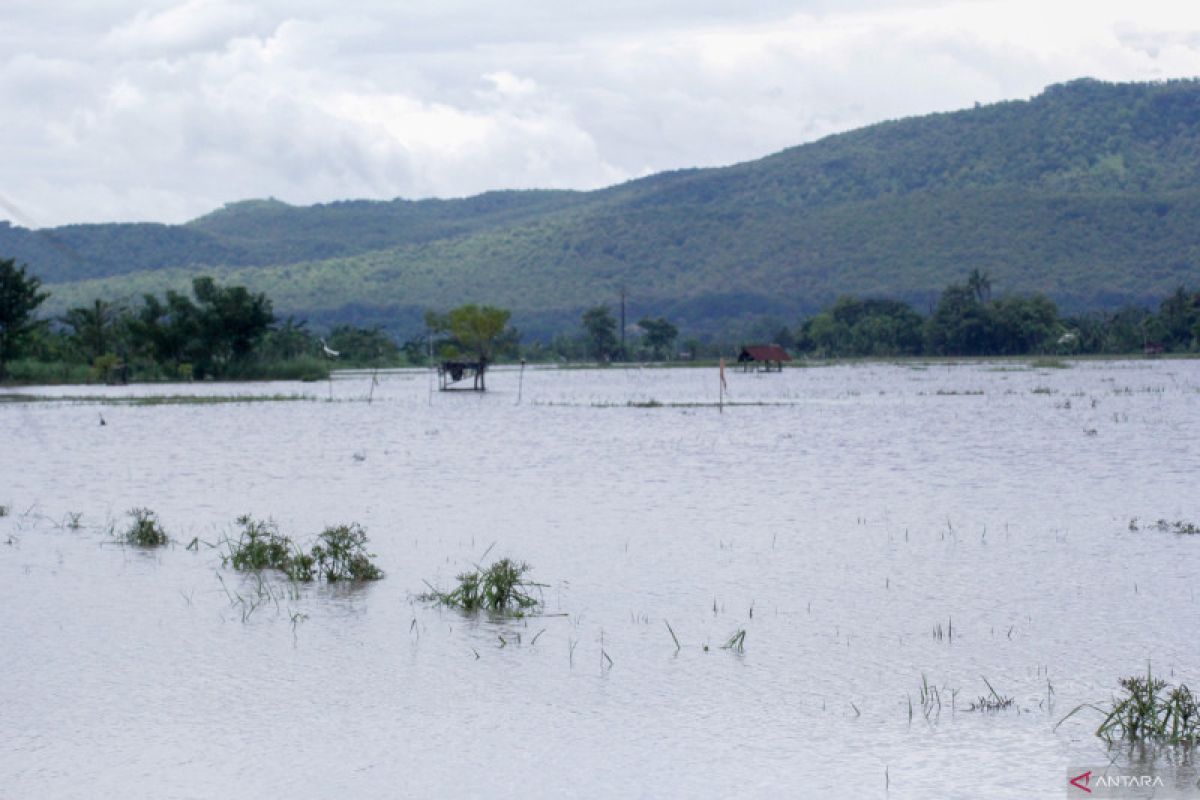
2, 360, 1198, 798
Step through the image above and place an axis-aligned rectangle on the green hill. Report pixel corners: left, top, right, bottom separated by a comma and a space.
6, 77, 1200, 338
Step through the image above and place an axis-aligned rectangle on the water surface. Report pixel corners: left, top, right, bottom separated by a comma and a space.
2, 360, 1197, 798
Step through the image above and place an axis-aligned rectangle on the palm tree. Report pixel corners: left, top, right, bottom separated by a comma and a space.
967, 269, 992, 304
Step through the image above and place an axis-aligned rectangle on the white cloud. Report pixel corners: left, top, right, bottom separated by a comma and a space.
2, 0, 1200, 226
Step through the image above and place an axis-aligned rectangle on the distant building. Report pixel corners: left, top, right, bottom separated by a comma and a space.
737, 345, 792, 372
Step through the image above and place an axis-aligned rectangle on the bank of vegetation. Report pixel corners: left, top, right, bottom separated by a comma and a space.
0, 257, 406, 384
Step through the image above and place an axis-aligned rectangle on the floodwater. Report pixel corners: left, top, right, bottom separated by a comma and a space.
1, 360, 1197, 799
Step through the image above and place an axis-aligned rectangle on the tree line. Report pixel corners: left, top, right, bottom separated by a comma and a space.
568, 272, 1200, 361
789, 271, 1200, 358
4, 254, 1199, 385
0, 258, 403, 383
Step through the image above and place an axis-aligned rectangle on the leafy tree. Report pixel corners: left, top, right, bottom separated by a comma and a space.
400, 333, 429, 365
1158, 285, 1200, 351
128, 290, 199, 376
428, 304, 515, 389
0, 258, 50, 380
967, 269, 992, 304
191, 276, 274, 376
581, 305, 618, 361
326, 325, 400, 365
925, 283, 990, 355
62, 299, 123, 364
988, 294, 1059, 354
637, 316, 678, 360
258, 316, 316, 362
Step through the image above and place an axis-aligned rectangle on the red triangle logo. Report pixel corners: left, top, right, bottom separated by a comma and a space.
1069, 771, 1093, 793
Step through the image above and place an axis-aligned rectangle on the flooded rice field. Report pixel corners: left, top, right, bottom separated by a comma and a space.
2, 359, 1198, 798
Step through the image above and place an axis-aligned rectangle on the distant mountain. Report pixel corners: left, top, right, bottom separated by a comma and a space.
6, 77, 1200, 338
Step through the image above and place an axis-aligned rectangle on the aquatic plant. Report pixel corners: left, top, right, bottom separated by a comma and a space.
0, 504, 8, 517
722, 628, 747, 653
124, 508, 169, 547
911, 674, 948, 721
1129, 518, 1200, 535
222, 515, 314, 581
424, 558, 542, 613
1058, 667, 1199, 745
1030, 357, 1070, 369
967, 677, 1014, 712
220, 517, 380, 582
311, 523, 383, 582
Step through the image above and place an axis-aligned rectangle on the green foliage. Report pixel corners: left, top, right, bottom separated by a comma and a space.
793, 277, 1200, 357
124, 508, 169, 547
0, 258, 50, 380
221, 517, 381, 582
222, 515, 312, 581
1061, 667, 1199, 745
424, 558, 543, 614
20, 79, 1200, 339
310, 524, 383, 582
325, 324, 401, 366
581, 305, 618, 361
61, 299, 123, 364
637, 316, 678, 360
445, 304, 513, 362
2, 359, 92, 384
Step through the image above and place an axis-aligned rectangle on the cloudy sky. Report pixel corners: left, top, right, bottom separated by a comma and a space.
2, 0, 1199, 227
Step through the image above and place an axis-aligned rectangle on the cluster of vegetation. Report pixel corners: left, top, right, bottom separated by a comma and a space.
575, 305, 679, 361
1061, 668, 1198, 745
1129, 518, 1200, 535
222, 515, 383, 582
0, 258, 407, 384
423, 558, 544, 614
789, 274, 1200, 358
13, 79, 1200, 339
560, 275, 1200, 361
123, 508, 169, 547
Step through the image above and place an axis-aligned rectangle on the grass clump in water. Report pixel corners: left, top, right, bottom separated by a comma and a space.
222, 515, 314, 581
1031, 357, 1070, 369
424, 558, 543, 613
220, 518, 381, 582
311, 523, 383, 582
1058, 667, 1199, 745
1130, 517, 1200, 535
967, 677, 1014, 712
124, 508, 169, 547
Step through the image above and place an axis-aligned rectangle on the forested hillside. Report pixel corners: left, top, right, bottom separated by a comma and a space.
5, 78, 1200, 338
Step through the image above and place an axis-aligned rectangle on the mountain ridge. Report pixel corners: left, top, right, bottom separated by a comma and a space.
5, 77, 1200, 337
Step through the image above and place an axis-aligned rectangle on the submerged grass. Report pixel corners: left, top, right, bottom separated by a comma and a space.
968, 677, 1014, 712
1058, 667, 1199, 745
423, 558, 544, 614
124, 508, 169, 547
1130, 517, 1200, 535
